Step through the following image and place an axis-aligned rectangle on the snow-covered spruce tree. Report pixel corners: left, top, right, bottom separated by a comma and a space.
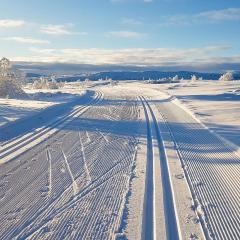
219, 71, 233, 81
0, 57, 25, 98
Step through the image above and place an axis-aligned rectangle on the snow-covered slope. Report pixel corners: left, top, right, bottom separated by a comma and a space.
158, 80, 240, 148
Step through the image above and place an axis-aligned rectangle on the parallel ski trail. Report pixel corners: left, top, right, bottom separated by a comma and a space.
0, 93, 139, 240
156, 98, 240, 240
141, 96, 181, 240
140, 97, 154, 240
0, 91, 102, 164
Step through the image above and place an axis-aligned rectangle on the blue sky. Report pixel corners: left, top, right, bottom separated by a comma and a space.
0, 0, 240, 69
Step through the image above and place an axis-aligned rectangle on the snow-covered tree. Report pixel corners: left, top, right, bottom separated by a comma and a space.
172, 75, 179, 82
14, 69, 27, 85
219, 71, 233, 81
0, 57, 11, 76
33, 77, 48, 89
32, 75, 62, 89
32, 79, 42, 89
58, 81, 65, 88
0, 57, 25, 98
109, 78, 118, 86
48, 75, 59, 89
48, 81, 59, 89
191, 75, 197, 82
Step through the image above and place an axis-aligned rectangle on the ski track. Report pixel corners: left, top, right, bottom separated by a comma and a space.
46, 147, 52, 196
61, 148, 79, 196
78, 131, 92, 182
140, 97, 154, 240
155, 98, 240, 240
0, 92, 139, 240
140, 97, 180, 240
1, 85, 239, 240
0, 91, 102, 164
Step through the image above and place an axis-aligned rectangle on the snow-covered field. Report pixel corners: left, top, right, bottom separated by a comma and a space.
0, 83, 85, 128
0, 80, 239, 240
159, 80, 240, 150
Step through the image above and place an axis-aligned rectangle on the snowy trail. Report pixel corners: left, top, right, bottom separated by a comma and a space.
5, 81, 235, 239
0, 91, 101, 153
140, 97, 154, 240
141, 96, 180, 240
0, 91, 102, 164
0, 91, 138, 240
155, 96, 240, 240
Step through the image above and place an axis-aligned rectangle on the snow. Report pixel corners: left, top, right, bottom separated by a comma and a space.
0, 79, 239, 240
0, 83, 85, 128
159, 80, 240, 149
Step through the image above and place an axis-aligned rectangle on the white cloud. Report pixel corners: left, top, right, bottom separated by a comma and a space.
15, 45, 232, 66
40, 24, 87, 35
108, 31, 146, 38
111, 0, 152, 3
29, 47, 55, 54
161, 8, 240, 26
121, 18, 142, 25
198, 8, 240, 21
3, 37, 50, 44
0, 19, 25, 28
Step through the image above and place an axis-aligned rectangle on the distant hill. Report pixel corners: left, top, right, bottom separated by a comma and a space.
56, 71, 240, 82
26, 73, 43, 78
13, 61, 240, 77
13, 62, 239, 82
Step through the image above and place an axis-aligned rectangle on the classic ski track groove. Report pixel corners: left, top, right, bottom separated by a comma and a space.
155, 98, 240, 240
140, 96, 180, 240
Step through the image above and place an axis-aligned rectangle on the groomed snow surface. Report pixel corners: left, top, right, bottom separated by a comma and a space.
0, 80, 240, 240
0, 83, 85, 128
